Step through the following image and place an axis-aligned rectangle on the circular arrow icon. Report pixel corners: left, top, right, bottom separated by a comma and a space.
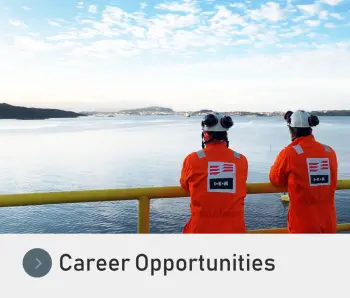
23, 248, 52, 278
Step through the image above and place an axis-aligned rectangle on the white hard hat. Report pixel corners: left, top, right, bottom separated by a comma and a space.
284, 110, 319, 128
201, 112, 234, 132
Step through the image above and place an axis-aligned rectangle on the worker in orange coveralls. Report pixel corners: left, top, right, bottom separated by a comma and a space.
269, 110, 338, 233
180, 112, 248, 233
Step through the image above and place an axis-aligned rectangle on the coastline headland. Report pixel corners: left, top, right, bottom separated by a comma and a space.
0, 103, 87, 120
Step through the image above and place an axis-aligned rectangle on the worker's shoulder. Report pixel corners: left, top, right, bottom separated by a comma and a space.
285, 141, 336, 156
315, 141, 337, 155
277, 144, 294, 156
230, 149, 247, 162
187, 148, 247, 160
183, 150, 205, 162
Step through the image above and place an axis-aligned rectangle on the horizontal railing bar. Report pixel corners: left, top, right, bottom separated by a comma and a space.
0, 180, 349, 208
249, 223, 350, 234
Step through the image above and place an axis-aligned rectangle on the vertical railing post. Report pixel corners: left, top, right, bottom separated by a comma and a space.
138, 197, 150, 233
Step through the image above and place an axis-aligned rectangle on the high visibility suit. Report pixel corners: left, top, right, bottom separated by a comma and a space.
269, 135, 338, 233
180, 142, 248, 233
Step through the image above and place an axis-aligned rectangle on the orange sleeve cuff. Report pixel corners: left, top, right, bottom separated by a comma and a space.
269, 149, 289, 187
180, 155, 192, 191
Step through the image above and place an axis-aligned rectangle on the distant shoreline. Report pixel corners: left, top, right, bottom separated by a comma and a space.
0, 103, 87, 120
85, 107, 350, 117
2, 103, 349, 119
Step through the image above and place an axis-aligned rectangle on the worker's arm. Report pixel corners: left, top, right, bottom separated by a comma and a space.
180, 155, 192, 192
331, 148, 338, 186
269, 148, 290, 187
242, 155, 248, 182
241, 155, 249, 196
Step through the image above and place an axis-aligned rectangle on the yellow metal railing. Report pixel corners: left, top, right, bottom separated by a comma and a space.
0, 180, 349, 233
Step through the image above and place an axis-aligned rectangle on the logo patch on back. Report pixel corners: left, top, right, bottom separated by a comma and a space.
307, 158, 330, 186
207, 162, 236, 193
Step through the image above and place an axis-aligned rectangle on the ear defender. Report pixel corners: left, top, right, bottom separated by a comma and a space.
220, 116, 234, 129
284, 111, 293, 124
308, 115, 319, 127
202, 114, 218, 128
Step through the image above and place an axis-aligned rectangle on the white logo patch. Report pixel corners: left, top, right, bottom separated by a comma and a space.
307, 158, 331, 186
207, 162, 236, 193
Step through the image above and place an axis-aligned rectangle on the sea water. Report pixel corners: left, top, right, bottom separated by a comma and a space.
0, 115, 349, 233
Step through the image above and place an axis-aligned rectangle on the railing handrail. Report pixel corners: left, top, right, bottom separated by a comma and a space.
0, 179, 349, 233
0, 179, 349, 207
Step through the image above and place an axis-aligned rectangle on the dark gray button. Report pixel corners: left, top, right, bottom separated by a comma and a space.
23, 248, 52, 278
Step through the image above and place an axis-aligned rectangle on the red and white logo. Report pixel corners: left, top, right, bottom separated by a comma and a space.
306, 158, 330, 186
209, 163, 234, 175
207, 162, 236, 193
308, 160, 329, 172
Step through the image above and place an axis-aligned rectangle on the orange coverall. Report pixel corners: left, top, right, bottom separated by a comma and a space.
269, 135, 338, 233
180, 142, 248, 233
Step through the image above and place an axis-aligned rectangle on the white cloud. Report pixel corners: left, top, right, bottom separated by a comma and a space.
261, 2, 284, 21
48, 20, 61, 27
307, 32, 317, 38
209, 5, 245, 30
49, 6, 140, 40
56, 41, 80, 48
9, 19, 28, 28
2, 1, 350, 111
233, 39, 251, 45
129, 26, 145, 38
88, 5, 97, 14
147, 13, 199, 41
279, 26, 304, 38
336, 42, 350, 49
292, 15, 308, 22
330, 13, 344, 20
256, 31, 277, 44
320, 0, 342, 5
204, 48, 216, 52
38, 1, 349, 61
248, 2, 284, 22
230, 3, 245, 9
4, 2, 349, 72
13, 36, 55, 52
319, 11, 329, 20
324, 22, 337, 28
28, 32, 40, 37
241, 23, 264, 37
297, 4, 319, 16
76, 1, 84, 9
305, 20, 321, 27
141, 2, 147, 10
70, 39, 139, 58
155, 0, 198, 13
22, 6, 32, 11
201, 11, 215, 16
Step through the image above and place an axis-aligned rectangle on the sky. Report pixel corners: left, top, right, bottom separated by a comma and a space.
0, 0, 350, 112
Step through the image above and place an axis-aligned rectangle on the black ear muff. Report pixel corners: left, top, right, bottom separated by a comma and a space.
284, 111, 293, 124
203, 114, 218, 127
220, 116, 233, 129
308, 115, 319, 127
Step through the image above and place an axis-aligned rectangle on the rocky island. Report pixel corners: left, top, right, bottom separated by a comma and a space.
0, 103, 86, 120
117, 106, 174, 115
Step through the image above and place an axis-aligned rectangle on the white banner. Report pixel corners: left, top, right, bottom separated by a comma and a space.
0, 235, 349, 298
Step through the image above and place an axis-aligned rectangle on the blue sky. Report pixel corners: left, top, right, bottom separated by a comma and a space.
1, 0, 350, 111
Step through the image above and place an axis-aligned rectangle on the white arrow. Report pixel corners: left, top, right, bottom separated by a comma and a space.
35, 258, 42, 270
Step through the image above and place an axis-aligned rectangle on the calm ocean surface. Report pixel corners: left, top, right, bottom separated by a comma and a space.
0, 115, 349, 233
